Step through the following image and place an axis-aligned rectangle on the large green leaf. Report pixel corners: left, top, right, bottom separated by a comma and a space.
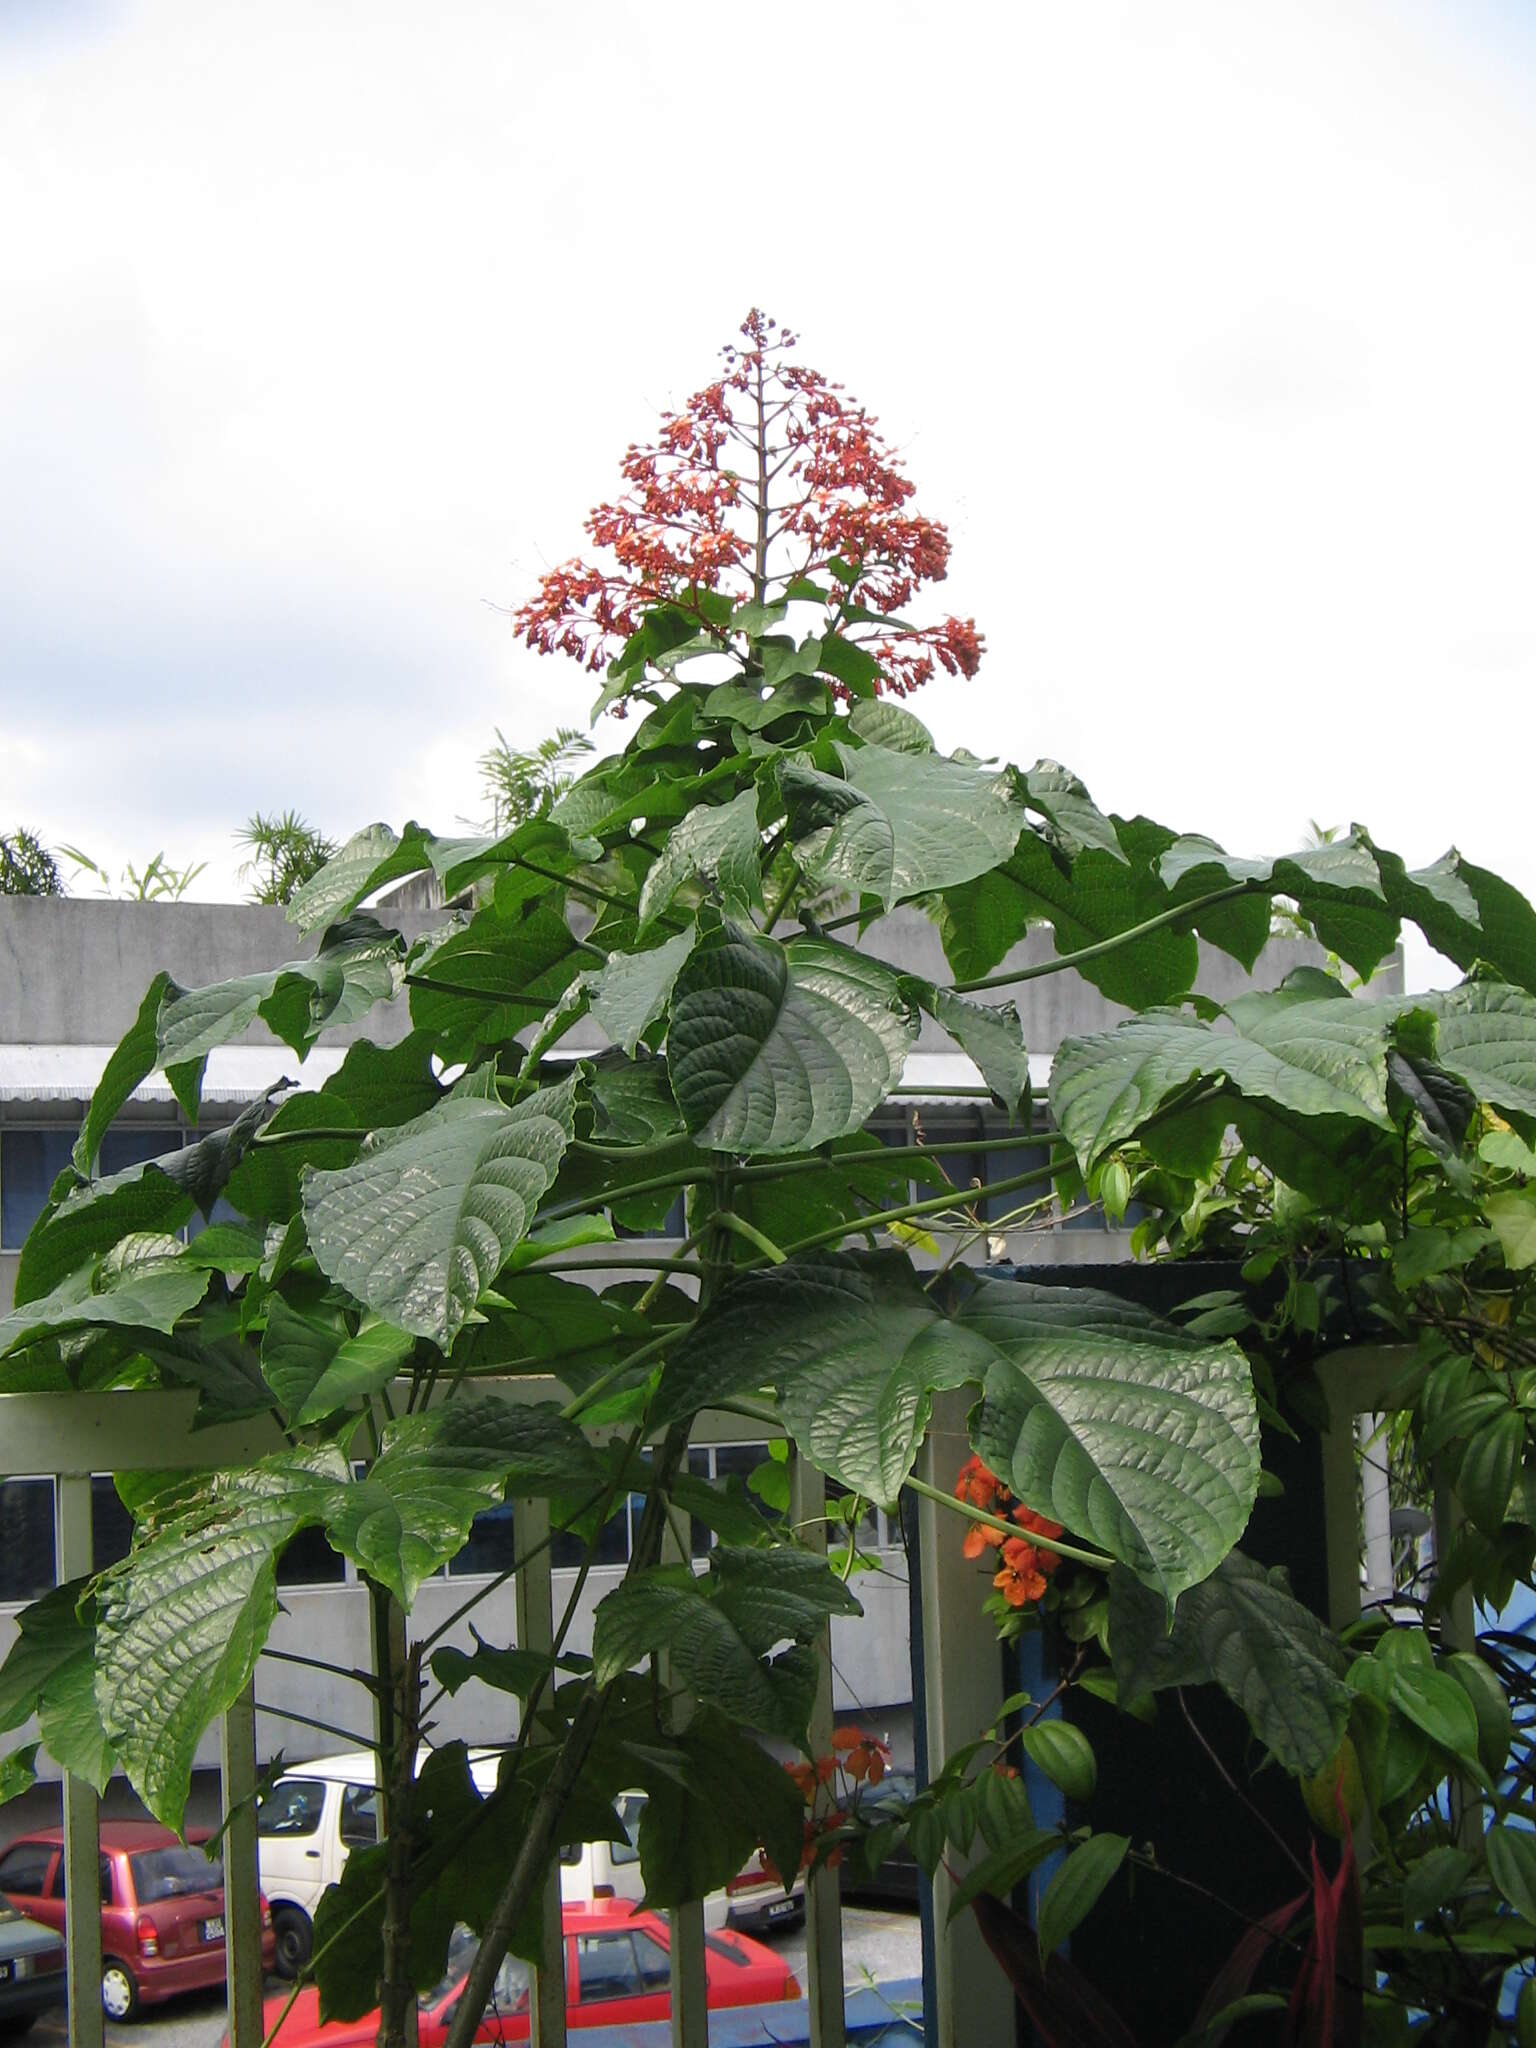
782, 742, 1024, 909
16, 1091, 277, 1303
667, 923, 917, 1152
1108, 1551, 1352, 1775
285, 821, 434, 934
302, 1078, 576, 1346
95, 1450, 343, 1824
0, 1581, 116, 1792
259, 1298, 414, 1426
1159, 833, 1395, 978
637, 787, 763, 931
0, 1261, 210, 1362
659, 1256, 1259, 1604
586, 924, 698, 1054
935, 827, 1200, 1007
1424, 983, 1536, 1119
406, 903, 590, 1061
956, 1274, 1260, 1609
1037, 1833, 1129, 1960
322, 1398, 601, 1607
590, 1546, 858, 1740
73, 973, 187, 1176
1051, 986, 1398, 1179
633, 1712, 804, 1909
157, 919, 405, 1074
1018, 762, 1127, 862
911, 984, 1031, 1117
657, 1252, 989, 1504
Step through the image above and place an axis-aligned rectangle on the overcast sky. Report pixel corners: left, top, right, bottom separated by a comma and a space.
2, 0, 1533, 980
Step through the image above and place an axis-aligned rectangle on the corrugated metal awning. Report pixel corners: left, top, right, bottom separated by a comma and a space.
0, 1044, 347, 1107
896, 1051, 1053, 1100
0, 1045, 1049, 1110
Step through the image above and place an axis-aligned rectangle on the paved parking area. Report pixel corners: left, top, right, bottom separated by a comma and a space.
29, 1908, 922, 2046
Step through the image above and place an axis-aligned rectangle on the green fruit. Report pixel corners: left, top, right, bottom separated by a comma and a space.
1301, 1736, 1366, 1837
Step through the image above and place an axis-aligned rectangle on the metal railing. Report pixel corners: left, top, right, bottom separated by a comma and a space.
0, 1384, 1010, 2048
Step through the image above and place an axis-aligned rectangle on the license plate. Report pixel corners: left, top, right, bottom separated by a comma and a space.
767, 1899, 796, 1919
202, 1917, 225, 1943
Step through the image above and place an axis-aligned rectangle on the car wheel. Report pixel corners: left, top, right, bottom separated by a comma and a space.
100, 1959, 139, 2022
272, 1907, 313, 1980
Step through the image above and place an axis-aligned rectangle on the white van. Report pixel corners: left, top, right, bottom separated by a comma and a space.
255, 1749, 799, 1977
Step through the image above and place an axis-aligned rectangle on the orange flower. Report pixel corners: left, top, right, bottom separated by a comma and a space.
1011, 1502, 1064, 1576
962, 1522, 1007, 1559
994, 1536, 1050, 1608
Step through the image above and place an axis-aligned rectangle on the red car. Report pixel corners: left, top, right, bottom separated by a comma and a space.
248, 1902, 800, 2046
0, 1820, 276, 2021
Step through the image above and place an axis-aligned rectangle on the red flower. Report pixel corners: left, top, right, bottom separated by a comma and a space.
513, 310, 984, 704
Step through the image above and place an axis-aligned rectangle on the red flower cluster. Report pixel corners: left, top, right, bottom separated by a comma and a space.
781, 1726, 894, 1872
953, 1455, 1064, 1610
514, 310, 984, 702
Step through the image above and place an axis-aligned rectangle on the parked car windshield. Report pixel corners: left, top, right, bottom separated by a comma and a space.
257, 1780, 326, 1837
129, 1846, 223, 1902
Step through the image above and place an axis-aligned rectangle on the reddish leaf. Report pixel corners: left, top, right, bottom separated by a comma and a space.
1283, 1825, 1361, 2048
972, 1890, 1141, 2048
1189, 1892, 1306, 2045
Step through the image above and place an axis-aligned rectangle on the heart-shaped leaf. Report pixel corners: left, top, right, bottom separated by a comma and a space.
667, 924, 916, 1153
302, 1078, 576, 1346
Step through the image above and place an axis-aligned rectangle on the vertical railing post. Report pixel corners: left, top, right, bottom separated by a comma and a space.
659, 1511, 707, 2048
513, 1498, 567, 2048
368, 1591, 417, 2048
221, 1682, 264, 2048
788, 1452, 846, 2048
913, 1395, 1015, 2048
54, 1475, 104, 2048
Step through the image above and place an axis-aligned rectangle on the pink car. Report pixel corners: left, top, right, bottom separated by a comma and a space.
0, 1820, 276, 2021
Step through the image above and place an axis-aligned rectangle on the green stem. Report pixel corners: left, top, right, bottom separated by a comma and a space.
560, 1328, 676, 1421
539, 1254, 704, 1277
707, 1396, 785, 1430
714, 1211, 788, 1264
538, 1169, 706, 1224
403, 972, 551, 1009
904, 1475, 1112, 1572
780, 1161, 1060, 1258
252, 1126, 366, 1147
949, 882, 1257, 995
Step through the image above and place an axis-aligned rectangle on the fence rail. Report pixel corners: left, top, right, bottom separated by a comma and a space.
0, 1388, 903, 2048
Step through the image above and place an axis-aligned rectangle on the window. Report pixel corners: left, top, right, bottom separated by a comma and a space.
129, 1845, 221, 1903
576, 1932, 643, 2003
339, 1785, 379, 1848
631, 1930, 670, 1992
611, 1794, 645, 1867
92, 1475, 134, 1572
0, 1479, 54, 1603
257, 1780, 327, 1838
0, 1129, 72, 1249
448, 1500, 516, 1579
0, 1843, 54, 1896
551, 1500, 628, 1570
275, 1525, 346, 1587
98, 1856, 115, 1905
484, 1953, 530, 2016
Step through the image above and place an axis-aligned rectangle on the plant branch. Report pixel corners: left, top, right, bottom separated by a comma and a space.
903, 1474, 1113, 1571
948, 882, 1259, 995
714, 1211, 788, 1264
779, 1160, 1060, 1257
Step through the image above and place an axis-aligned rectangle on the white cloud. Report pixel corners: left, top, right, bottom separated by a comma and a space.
0, 0, 1532, 964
